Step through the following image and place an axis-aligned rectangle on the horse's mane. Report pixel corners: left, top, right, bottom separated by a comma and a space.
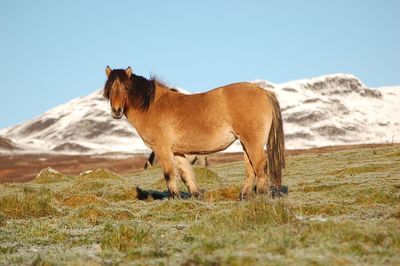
104, 70, 172, 111
129, 74, 156, 111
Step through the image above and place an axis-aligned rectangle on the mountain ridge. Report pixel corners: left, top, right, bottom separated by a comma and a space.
1, 73, 399, 154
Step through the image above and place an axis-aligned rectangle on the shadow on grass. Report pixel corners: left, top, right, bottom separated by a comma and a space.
136, 186, 289, 201
135, 187, 191, 200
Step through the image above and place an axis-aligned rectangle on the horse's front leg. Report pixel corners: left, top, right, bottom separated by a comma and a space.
154, 148, 180, 199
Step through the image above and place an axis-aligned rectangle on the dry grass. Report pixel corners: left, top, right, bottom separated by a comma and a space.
101, 222, 151, 252
63, 195, 108, 208
0, 146, 399, 265
73, 205, 107, 225
339, 163, 389, 176
78, 169, 122, 180
0, 187, 58, 219
203, 185, 242, 202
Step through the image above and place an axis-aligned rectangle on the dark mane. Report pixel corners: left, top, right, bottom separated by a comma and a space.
129, 74, 156, 111
104, 70, 157, 111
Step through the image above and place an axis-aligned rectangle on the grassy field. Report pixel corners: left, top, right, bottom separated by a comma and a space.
0, 145, 399, 265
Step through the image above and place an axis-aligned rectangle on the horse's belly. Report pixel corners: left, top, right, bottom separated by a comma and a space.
173, 131, 237, 155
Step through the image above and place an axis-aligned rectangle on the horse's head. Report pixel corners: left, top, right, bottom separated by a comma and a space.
103, 66, 133, 119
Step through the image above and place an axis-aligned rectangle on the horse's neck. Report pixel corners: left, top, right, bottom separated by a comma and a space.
153, 83, 171, 102
125, 83, 169, 132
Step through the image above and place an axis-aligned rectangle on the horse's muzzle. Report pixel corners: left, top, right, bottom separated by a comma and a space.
111, 107, 123, 119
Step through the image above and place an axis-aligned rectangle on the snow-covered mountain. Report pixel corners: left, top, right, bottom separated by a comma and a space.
255, 74, 400, 149
0, 74, 399, 154
0, 90, 148, 154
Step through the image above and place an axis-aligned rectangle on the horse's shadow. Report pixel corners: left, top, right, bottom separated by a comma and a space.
136, 187, 191, 200
135, 186, 288, 201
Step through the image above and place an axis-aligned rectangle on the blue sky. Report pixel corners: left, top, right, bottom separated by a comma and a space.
0, 0, 399, 128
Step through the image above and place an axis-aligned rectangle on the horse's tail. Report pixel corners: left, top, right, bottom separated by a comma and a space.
265, 91, 285, 188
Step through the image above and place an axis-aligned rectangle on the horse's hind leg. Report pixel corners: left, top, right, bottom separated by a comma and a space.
154, 148, 180, 198
175, 155, 201, 198
241, 140, 269, 195
240, 148, 256, 200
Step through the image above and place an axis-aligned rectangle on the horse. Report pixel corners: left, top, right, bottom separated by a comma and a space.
103, 66, 285, 199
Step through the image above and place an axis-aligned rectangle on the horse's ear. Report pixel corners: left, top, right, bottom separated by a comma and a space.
125, 66, 132, 78
105, 66, 112, 77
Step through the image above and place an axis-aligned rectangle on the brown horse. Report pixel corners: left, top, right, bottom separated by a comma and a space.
103, 66, 285, 199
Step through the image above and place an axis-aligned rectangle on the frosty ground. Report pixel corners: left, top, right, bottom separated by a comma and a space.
0, 145, 399, 265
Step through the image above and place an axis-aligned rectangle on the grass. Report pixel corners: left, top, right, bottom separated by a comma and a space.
0, 187, 58, 219
33, 167, 74, 184
0, 145, 399, 265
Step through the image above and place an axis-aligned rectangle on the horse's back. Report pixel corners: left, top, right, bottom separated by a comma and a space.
176, 82, 268, 108
180, 83, 271, 143
169, 82, 272, 128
